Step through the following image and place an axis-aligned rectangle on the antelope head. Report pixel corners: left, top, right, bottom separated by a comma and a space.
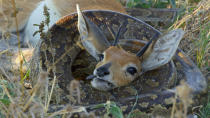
77, 5, 185, 91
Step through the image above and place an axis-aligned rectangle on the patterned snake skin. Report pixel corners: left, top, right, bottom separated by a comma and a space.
30, 10, 207, 116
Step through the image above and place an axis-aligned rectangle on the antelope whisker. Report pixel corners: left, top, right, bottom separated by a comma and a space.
86, 75, 97, 80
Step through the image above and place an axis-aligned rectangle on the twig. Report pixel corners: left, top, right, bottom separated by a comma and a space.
10, 0, 23, 80
45, 74, 56, 112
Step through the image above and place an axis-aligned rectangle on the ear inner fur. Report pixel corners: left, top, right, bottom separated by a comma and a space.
77, 4, 110, 61
141, 29, 185, 71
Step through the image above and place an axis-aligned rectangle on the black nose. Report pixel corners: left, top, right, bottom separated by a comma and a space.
96, 63, 111, 77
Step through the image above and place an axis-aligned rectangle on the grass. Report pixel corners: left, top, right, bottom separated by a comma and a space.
170, 0, 209, 72
198, 97, 210, 118
0, 0, 209, 117
10, 0, 24, 80
124, 0, 176, 8
167, 1, 209, 117
196, 22, 209, 68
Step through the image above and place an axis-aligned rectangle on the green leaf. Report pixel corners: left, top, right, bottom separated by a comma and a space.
169, 0, 176, 8
33, 24, 40, 26
22, 69, 31, 82
0, 99, 10, 106
93, 101, 123, 118
108, 102, 123, 118
199, 103, 210, 118
92, 103, 106, 109
33, 31, 39, 37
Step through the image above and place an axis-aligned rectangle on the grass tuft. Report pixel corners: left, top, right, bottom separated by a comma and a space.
196, 22, 209, 68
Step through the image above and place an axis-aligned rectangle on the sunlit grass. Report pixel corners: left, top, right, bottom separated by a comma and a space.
196, 22, 209, 68
198, 94, 210, 118
125, 0, 176, 8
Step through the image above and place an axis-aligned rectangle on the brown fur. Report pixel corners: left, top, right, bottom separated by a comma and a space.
96, 46, 141, 86
0, 0, 42, 32
0, 0, 125, 32
52, 0, 126, 16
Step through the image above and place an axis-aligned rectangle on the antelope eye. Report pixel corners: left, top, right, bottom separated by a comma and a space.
98, 54, 104, 61
126, 67, 137, 75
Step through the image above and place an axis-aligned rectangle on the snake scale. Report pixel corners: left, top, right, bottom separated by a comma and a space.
29, 10, 207, 117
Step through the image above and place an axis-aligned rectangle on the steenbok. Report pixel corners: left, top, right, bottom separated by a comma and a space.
77, 5, 185, 91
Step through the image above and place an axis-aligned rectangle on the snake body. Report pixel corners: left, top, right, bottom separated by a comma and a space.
30, 10, 207, 116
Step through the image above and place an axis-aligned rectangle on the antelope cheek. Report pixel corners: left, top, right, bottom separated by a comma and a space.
113, 71, 135, 87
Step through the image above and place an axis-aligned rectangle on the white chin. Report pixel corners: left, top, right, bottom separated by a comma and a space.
91, 77, 114, 91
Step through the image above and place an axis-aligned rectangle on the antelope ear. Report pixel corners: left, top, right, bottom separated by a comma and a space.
142, 29, 185, 71
77, 4, 110, 61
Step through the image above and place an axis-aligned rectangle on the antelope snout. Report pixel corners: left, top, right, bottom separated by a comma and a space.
94, 63, 111, 77
96, 67, 110, 77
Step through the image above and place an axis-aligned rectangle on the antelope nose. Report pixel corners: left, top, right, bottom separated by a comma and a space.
96, 67, 110, 77
96, 63, 111, 77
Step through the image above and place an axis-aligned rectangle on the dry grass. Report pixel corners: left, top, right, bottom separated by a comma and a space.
170, 80, 193, 118
10, 0, 23, 80
169, 1, 209, 118
0, 1, 84, 117
170, 0, 209, 71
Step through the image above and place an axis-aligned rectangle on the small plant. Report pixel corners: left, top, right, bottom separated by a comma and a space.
33, 5, 51, 39
93, 101, 124, 118
197, 91, 210, 118
196, 22, 210, 68
125, 0, 176, 8
171, 80, 193, 118
0, 79, 12, 106
198, 102, 210, 118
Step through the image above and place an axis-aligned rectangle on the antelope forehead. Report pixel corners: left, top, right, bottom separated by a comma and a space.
105, 46, 127, 55
104, 47, 140, 66
113, 54, 140, 66
105, 48, 135, 59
